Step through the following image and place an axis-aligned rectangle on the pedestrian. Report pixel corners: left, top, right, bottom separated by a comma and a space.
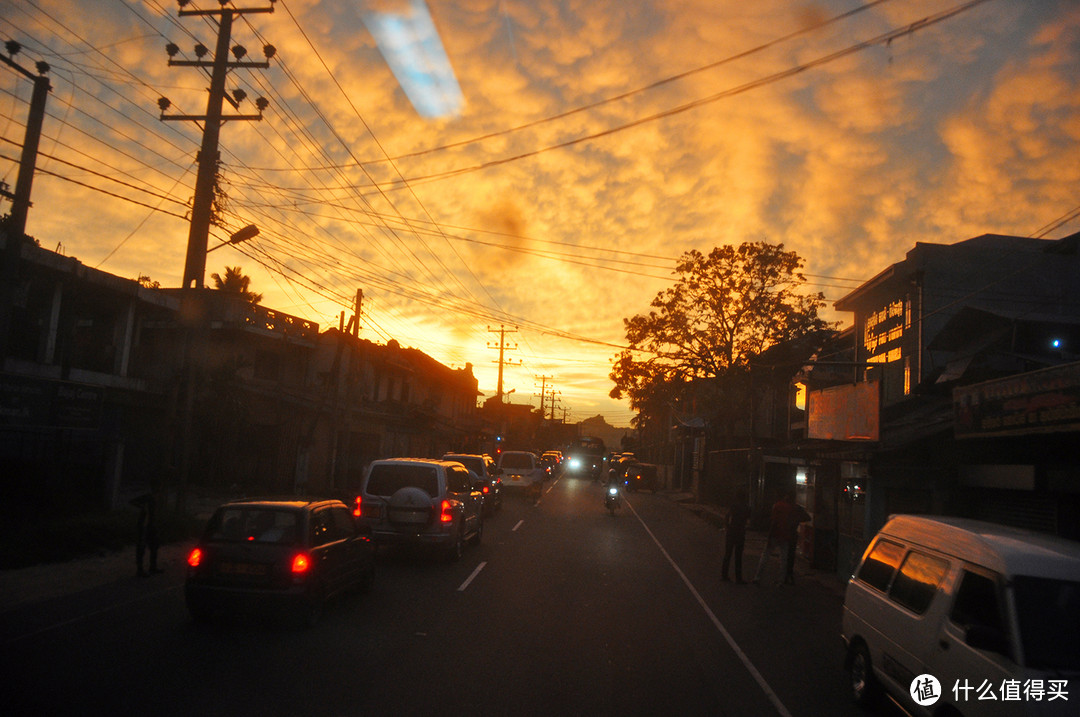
130, 482, 162, 577
752, 489, 796, 585
783, 499, 812, 585
721, 488, 750, 583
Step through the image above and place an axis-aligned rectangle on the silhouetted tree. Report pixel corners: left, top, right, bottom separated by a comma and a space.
210, 266, 262, 305
610, 241, 835, 427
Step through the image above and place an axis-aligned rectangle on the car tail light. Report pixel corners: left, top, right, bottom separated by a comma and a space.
482, 485, 490, 495
440, 500, 454, 523
291, 553, 311, 574
187, 547, 203, 568
353, 495, 362, 517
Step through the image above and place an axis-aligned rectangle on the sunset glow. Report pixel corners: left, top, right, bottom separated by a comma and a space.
2, 0, 1078, 426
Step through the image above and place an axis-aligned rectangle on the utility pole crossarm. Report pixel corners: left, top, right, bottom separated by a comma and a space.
160, 3, 275, 289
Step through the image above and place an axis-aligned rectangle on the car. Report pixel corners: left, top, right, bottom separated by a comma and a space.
355, 458, 483, 560
623, 463, 658, 492
841, 514, 1080, 716
497, 450, 545, 492
540, 452, 560, 479
184, 499, 375, 626
443, 452, 502, 515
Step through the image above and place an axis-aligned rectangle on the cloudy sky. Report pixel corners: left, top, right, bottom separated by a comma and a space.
3, 0, 1078, 426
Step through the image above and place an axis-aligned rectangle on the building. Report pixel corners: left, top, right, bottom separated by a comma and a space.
1, 234, 482, 511
799, 232, 1080, 576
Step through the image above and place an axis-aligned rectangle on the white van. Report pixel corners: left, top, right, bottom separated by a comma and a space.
841, 515, 1080, 716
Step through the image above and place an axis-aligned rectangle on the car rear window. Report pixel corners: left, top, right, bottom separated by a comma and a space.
207, 508, 300, 545
500, 453, 534, 470
446, 456, 483, 475
366, 464, 439, 497
856, 538, 905, 592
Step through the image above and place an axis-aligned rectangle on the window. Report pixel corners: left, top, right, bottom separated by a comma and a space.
331, 507, 358, 538
447, 467, 471, 493
856, 539, 905, 592
311, 509, 334, 546
1012, 575, 1080, 670
500, 453, 535, 470
889, 550, 949, 614
208, 508, 299, 545
365, 464, 439, 497
950, 569, 1003, 632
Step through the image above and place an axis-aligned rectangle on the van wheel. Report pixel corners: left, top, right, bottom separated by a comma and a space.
848, 643, 881, 708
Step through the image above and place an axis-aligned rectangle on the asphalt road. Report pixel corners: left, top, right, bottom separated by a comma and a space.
1, 475, 880, 717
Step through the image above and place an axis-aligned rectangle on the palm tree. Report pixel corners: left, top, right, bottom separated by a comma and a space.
210, 266, 262, 305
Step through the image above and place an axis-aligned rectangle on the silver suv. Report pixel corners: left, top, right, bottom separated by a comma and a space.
356, 458, 483, 560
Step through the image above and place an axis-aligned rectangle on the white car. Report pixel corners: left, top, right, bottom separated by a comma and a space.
496, 451, 544, 491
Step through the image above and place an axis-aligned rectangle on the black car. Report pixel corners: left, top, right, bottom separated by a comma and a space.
185, 499, 375, 626
623, 463, 658, 492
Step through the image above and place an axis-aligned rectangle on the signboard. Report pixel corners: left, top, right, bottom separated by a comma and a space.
864, 299, 905, 363
808, 382, 880, 441
954, 362, 1080, 438
0, 373, 103, 429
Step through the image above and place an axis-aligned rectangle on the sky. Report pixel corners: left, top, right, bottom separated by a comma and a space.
2, 0, 1079, 427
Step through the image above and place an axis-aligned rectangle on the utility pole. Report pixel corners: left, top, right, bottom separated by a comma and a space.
0, 41, 51, 358
487, 325, 519, 402
159, 2, 275, 289
534, 375, 551, 416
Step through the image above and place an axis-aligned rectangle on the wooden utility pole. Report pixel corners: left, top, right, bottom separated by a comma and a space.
487, 325, 519, 402
160, 2, 275, 289
534, 374, 552, 418
0, 42, 51, 358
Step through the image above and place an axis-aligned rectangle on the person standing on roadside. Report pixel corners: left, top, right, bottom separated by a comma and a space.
721, 488, 750, 583
752, 489, 796, 585
130, 482, 162, 577
783, 498, 812, 585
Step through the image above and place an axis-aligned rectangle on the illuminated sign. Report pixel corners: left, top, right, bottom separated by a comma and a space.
808, 382, 880, 441
864, 299, 904, 363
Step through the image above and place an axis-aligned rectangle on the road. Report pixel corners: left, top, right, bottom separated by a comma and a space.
1, 475, 878, 716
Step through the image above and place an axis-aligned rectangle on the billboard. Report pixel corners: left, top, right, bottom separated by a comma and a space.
954, 362, 1080, 438
808, 382, 880, 441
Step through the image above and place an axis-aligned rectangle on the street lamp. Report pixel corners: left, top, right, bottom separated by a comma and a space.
207, 223, 259, 253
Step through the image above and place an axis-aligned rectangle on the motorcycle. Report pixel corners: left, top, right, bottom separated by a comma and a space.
605, 483, 620, 515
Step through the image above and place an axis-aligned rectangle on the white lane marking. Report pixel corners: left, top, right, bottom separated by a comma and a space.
624, 498, 794, 717
545, 478, 559, 493
457, 561, 487, 592
512, 519, 524, 531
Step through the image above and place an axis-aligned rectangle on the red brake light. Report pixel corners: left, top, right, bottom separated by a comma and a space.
291, 553, 311, 574
440, 500, 454, 523
187, 547, 202, 568
482, 485, 490, 495
353, 495, 362, 517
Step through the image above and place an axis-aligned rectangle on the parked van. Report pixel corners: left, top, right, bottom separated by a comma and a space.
842, 515, 1080, 716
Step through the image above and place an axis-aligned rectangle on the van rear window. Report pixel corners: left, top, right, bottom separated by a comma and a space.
856, 539, 905, 592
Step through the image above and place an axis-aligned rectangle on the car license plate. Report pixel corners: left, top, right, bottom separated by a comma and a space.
509, 474, 524, 483
219, 562, 267, 576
